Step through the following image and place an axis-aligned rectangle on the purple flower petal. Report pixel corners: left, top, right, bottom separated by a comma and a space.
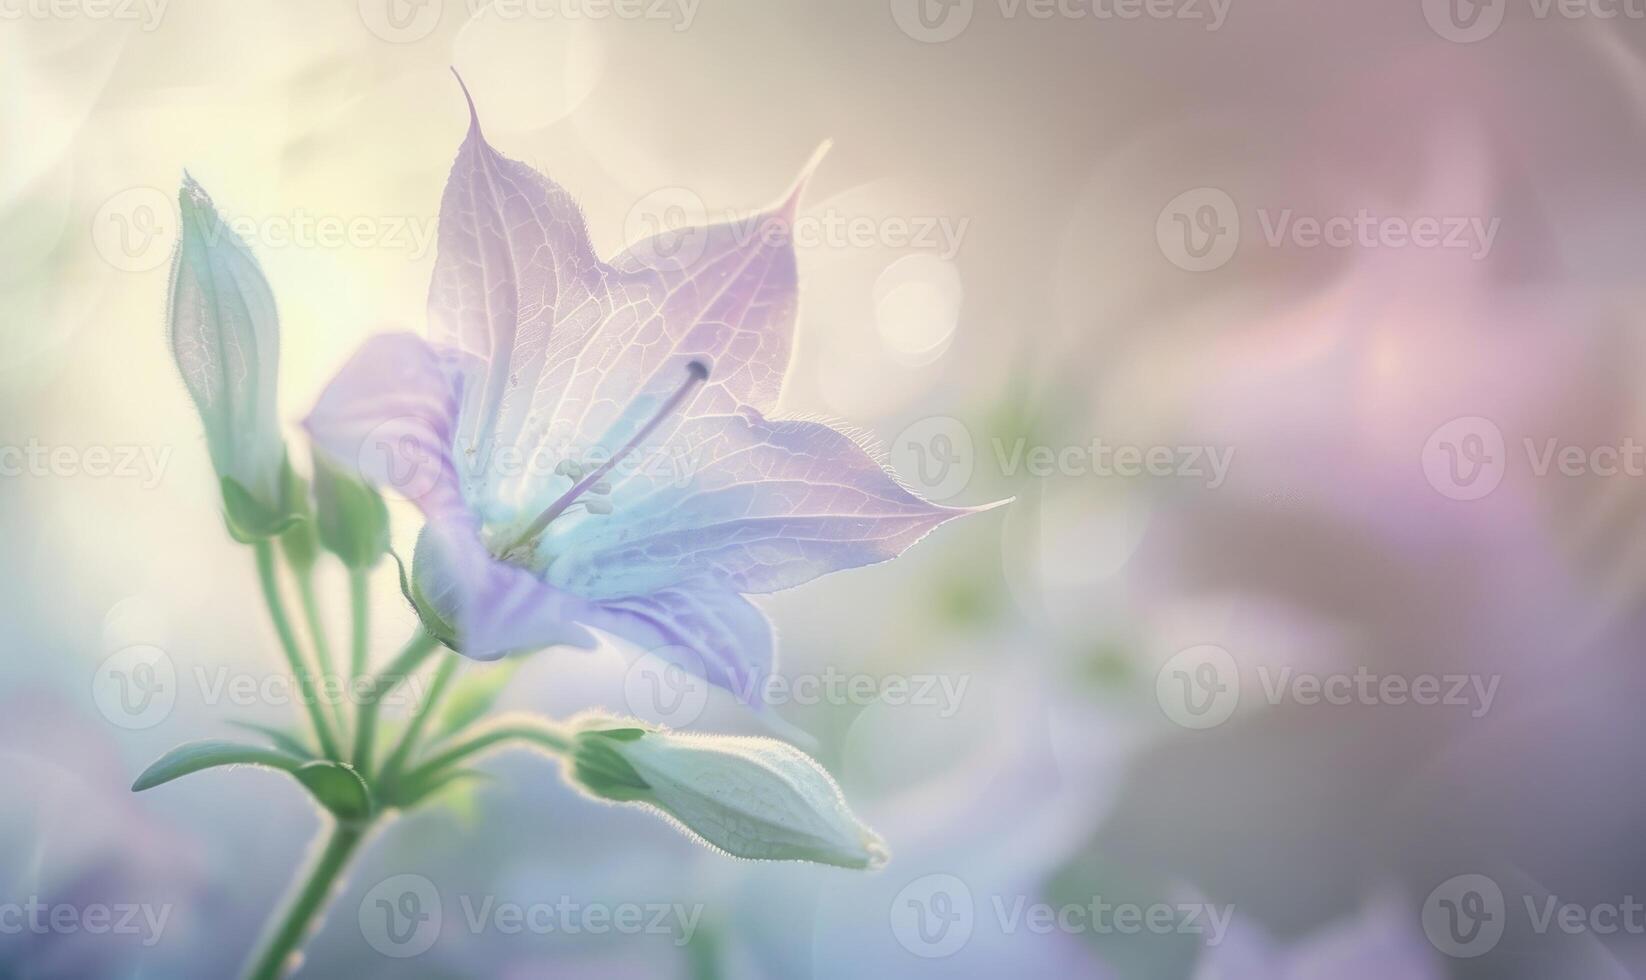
426, 81, 813, 522
583, 586, 775, 699
302, 332, 467, 518
411, 516, 598, 660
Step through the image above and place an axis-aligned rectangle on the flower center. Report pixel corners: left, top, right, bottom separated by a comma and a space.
495, 360, 709, 559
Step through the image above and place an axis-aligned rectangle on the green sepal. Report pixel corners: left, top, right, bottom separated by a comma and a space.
280, 517, 321, 575
394, 547, 459, 651
314, 453, 389, 569
222, 454, 306, 543
568, 729, 652, 803
293, 761, 374, 822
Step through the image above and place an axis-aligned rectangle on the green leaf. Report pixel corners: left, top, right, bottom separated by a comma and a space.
293, 762, 373, 822
131, 740, 302, 791
431, 660, 522, 742
227, 721, 318, 760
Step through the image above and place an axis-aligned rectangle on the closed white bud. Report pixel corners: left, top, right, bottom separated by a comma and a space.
568, 719, 888, 870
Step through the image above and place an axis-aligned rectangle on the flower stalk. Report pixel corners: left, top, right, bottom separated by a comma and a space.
242, 821, 371, 980
253, 540, 341, 760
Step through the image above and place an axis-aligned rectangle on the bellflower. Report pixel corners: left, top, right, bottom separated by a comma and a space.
168, 174, 293, 537
568, 718, 888, 869
305, 80, 990, 693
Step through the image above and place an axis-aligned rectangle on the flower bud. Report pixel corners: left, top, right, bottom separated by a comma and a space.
568, 720, 888, 870
313, 451, 389, 569
167, 173, 294, 539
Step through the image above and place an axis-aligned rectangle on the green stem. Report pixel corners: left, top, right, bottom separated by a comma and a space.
296, 570, 348, 742
378, 653, 459, 786
398, 716, 572, 790
242, 821, 369, 980
254, 541, 341, 760
352, 630, 439, 780
347, 568, 369, 682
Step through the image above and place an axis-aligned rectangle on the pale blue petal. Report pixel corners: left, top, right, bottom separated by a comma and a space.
582, 585, 774, 698
543, 408, 982, 599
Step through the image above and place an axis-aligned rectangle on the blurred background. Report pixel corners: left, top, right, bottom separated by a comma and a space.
5, 0, 1646, 976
